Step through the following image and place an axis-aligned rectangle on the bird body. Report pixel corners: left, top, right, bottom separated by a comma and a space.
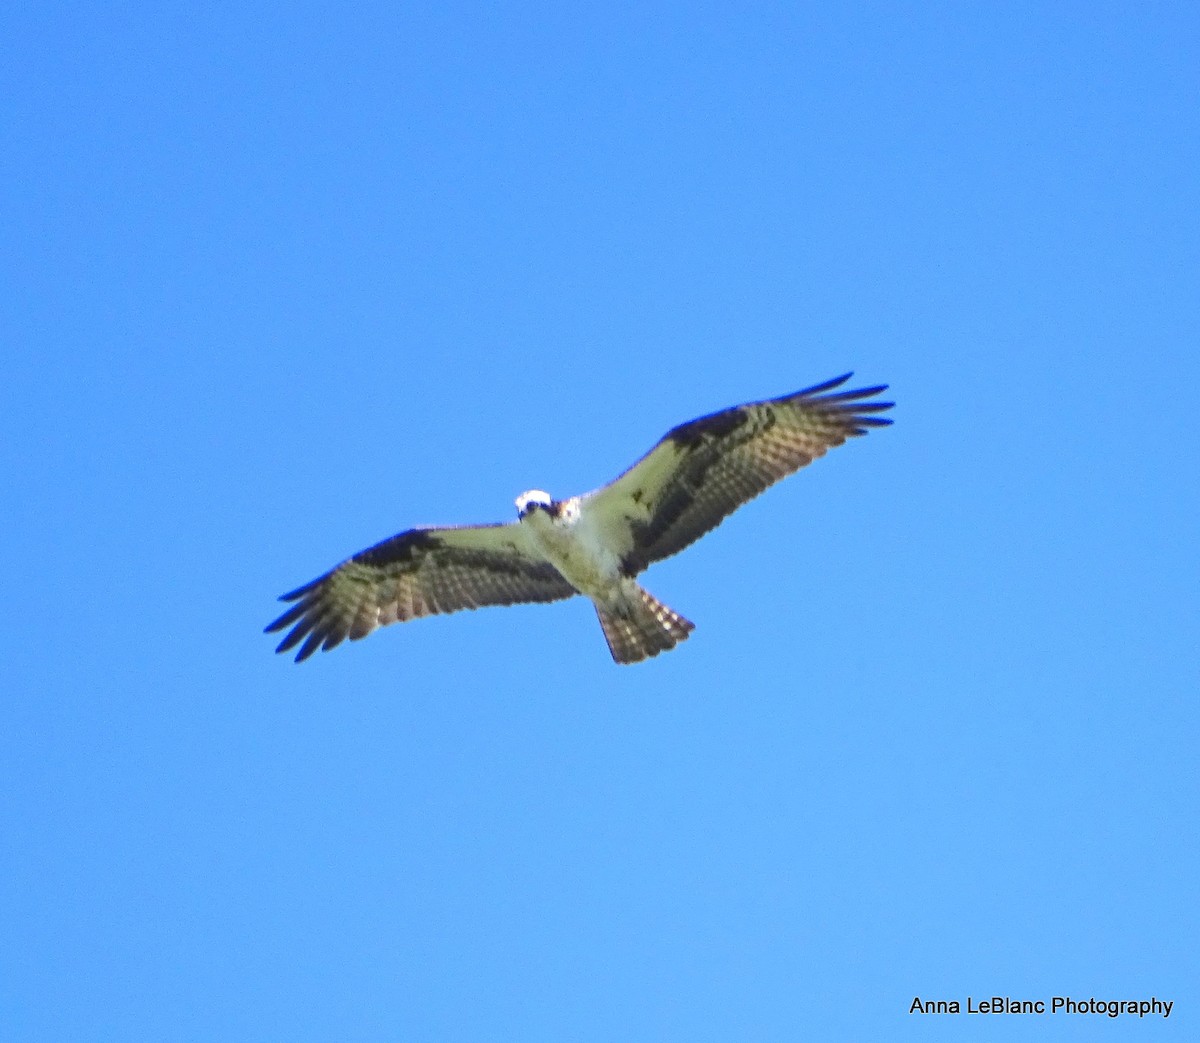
267, 373, 893, 664
514, 491, 694, 662
516, 493, 621, 599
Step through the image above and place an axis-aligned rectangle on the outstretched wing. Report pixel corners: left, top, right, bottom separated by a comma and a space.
265, 523, 576, 662
584, 373, 893, 574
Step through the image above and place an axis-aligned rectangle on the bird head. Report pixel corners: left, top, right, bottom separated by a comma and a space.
515, 489, 554, 519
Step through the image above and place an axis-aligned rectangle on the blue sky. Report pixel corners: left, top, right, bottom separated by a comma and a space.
3, 2, 1197, 1039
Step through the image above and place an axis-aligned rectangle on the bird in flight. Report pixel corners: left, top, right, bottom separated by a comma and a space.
266, 373, 893, 665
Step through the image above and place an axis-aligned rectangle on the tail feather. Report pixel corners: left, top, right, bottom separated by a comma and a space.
596, 587, 695, 665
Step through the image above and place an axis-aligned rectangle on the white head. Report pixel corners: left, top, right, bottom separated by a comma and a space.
515, 489, 554, 519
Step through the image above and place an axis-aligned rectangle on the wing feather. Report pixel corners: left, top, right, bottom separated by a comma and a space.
585, 373, 893, 573
265, 523, 576, 662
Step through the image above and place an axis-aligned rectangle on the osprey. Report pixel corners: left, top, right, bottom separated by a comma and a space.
266, 373, 893, 665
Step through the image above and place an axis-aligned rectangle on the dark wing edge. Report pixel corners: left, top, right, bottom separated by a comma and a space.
264, 524, 576, 663
595, 372, 893, 573
666, 372, 893, 445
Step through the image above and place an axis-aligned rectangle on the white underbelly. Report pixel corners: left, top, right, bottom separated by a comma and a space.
525, 516, 622, 600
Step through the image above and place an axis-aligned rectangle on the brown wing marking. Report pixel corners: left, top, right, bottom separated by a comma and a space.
265, 525, 576, 662
604, 373, 893, 573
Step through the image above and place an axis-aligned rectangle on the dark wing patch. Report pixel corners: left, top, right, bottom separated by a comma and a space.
666, 402, 751, 448
265, 524, 576, 662
590, 373, 893, 574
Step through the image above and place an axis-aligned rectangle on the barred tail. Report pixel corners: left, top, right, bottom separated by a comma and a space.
595, 586, 695, 665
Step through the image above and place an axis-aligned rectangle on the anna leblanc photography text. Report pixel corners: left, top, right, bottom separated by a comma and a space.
909, 996, 1173, 1018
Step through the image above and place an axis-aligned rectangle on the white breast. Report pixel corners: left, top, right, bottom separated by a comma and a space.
521, 498, 623, 599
